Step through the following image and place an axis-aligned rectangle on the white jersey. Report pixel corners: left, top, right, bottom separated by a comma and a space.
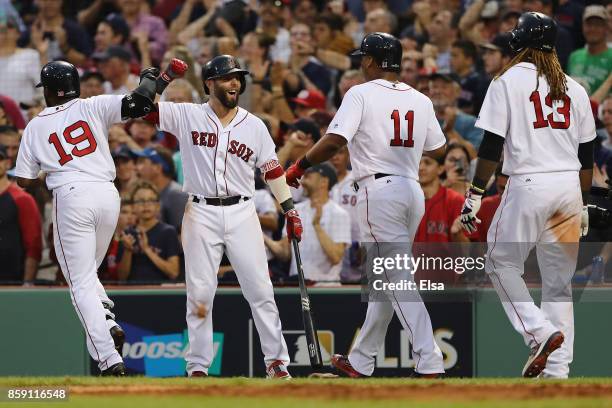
327, 79, 446, 181
284, 199, 351, 282
15, 95, 123, 190
158, 103, 277, 198
254, 188, 277, 261
330, 171, 359, 242
476, 62, 596, 175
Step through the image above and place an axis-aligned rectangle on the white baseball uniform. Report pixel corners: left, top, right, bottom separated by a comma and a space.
254, 188, 277, 261
15, 96, 125, 371
157, 102, 289, 375
476, 62, 596, 378
330, 171, 361, 281
327, 79, 446, 375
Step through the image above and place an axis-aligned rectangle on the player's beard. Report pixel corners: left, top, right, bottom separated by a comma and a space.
215, 86, 240, 109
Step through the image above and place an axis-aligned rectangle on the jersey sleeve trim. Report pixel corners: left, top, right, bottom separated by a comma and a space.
424, 139, 446, 152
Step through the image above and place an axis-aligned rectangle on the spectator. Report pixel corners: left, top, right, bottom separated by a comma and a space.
112, 145, 138, 198
292, 0, 318, 26
457, 0, 500, 45
429, 72, 483, 150
0, 16, 41, 106
0, 126, 19, 167
603, 96, 612, 150
28, 0, 93, 66
400, 55, 421, 88
128, 117, 158, 149
475, 33, 514, 111
291, 89, 327, 119
161, 46, 204, 102
80, 70, 105, 99
134, 147, 189, 233
93, 14, 130, 54
329, 146, 361, 283
568, 5, 611, 97
425, 10, 458, 71
94, 45, 139, 95
472, 167, 508, 242
20, 98, 46, 125
118, 181, 181, 283
363, 8, 396, 36
415, 155, 468, 243
523, 0, 574, 68
450, 39, 484, 115
277, 118, 321, 169
313, 13, 355, 55
78, 0, 121, 32
99, 198, 136, 281
288, 23, 333, 96
442, 143, 472, 196
0, 95, 26, 130
0, 145, 42, 283
269, 163, 350, 283
258, 0, 291, 63
499, 10, 521, 33
117, 0, 169, 66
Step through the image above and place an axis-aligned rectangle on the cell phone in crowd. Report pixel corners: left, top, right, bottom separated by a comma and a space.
455, 159, 465, 176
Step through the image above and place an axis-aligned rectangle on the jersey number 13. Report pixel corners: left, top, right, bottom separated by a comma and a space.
529, 91, 571, 130
48, 121, 98, 166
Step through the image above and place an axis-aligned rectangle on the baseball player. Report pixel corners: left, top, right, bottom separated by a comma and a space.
14, 60, 181, 376
460, 12, 596, 378
144, 55, 302, 378
286, 33, 447, 378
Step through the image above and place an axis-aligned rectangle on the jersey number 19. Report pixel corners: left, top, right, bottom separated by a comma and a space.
48, 121, 98, 166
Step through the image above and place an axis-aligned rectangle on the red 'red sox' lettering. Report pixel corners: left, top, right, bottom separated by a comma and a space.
227, 140, 254, 163
191, 131, 218, 147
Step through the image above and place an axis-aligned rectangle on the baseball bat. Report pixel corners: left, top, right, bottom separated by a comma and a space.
291, 238, 323, 370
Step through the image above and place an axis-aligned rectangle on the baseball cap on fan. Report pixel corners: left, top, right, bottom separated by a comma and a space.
428, 70, 461, 85
480, 32, 513, 57
292, 89, 327, 111
583, 5, 608, 22
288, 118, 321, 143
131, 147, 171, 174
304, 162, 338, 189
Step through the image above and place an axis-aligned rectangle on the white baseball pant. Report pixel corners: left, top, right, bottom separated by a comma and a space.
486, 171, 581, 378
348, 175, 444, 375
182, 197, 289, 375
52, 181, 123, 371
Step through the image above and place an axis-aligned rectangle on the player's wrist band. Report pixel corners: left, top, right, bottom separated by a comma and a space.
297, 156, 312, 171
469, 183, 486, 195
280, 198, 295, 214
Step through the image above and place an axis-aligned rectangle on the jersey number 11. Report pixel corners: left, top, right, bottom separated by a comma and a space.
390, 110, 414, 148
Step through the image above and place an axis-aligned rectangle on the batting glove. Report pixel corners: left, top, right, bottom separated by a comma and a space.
285, 162, 306, 188
460, 187, 483, 234
581, 205, 590, 237
285, 209, 303, 241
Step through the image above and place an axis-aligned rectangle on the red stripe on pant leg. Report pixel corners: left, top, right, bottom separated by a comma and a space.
488, 178, 538, 346
55, 194, 106, 367
365, 187, 422, 371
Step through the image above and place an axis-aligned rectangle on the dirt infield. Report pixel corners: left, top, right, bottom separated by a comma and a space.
69, 382, 612, 401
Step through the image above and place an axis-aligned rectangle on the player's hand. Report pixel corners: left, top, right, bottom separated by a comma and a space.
581, 205, 589, 237
140, 67, 160, 83
285, 162, 306, 188
460, 188, 483, 234
285, 209, 303, 242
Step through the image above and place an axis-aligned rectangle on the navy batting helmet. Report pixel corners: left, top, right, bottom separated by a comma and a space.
202, 55, 250, 95
351, 32, 402, 72
36, 61, 80, 98
509, 12, 557, 53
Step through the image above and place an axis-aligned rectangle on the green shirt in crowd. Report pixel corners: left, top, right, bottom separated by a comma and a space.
567, 46, 612, 95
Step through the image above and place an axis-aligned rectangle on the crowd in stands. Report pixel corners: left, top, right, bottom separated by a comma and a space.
0, 0, 610, 285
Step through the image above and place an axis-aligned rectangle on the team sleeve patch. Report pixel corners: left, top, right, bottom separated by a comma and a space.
262, 159, 284, 180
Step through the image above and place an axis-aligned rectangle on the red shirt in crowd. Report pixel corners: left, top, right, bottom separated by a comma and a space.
415, 186, 465, 242
472, 193, 502, 242
0, 183, 42, 281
